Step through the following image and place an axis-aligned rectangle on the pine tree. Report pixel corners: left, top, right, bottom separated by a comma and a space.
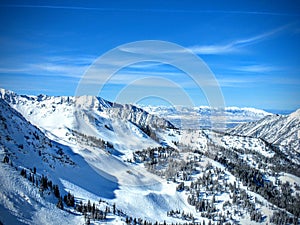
87, 200, 91, 212
113, 203, 116, 214
56, 197, 64, 210
20, 169, 27, 178
53, 185, 60, 198
2, 155, 9, 163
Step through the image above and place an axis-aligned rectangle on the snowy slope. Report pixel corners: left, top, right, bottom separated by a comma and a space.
0, 99, 79, 224
141, 105, 272, 129
0, 99, 120, 224
0, 90, 195, 224
1, 88, 300, 225
230, 109, 300, 153
0, 89, 171, 152
0, 99, 75, 168
0, 161, 83, 225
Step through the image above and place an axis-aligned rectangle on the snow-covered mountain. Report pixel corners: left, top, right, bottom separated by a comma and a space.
0, 88, 299, 225
0, 98, 75, 168
141, 105, 272, 129
230, 109, 300, 153
0, 89, 191, 224
0, 88, 174, 132
0, 89, 175, 155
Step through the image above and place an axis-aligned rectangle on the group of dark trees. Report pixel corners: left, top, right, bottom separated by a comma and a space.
132, 133, 300, 225
18, 165, 72, 210
138, 125, 159, 142
19, 164, 111, 223
183, 163, 263, 223
75, 200, 108, 222
132, 146, 200, 182
3, 123, 300, 225
270, 210, 299, 225
5, 155, 213, 225
69, 129, 113, 149
2, 157, 109, 223
209, 142, 300, 219
64, 192, 75, 207
167, 210, 194, 222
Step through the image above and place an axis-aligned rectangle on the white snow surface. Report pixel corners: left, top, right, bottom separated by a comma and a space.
0, 88, 299, 225
0, 90, 189, 224
230, 109, 300, 153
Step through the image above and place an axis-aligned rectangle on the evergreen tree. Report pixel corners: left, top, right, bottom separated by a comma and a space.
56, 197, 64, 210
53, 185, 60, 198
2, 155, 9, 163
113, 203, 116, 214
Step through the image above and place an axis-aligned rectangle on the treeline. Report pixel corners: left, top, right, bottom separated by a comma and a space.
270, 210, 299, 225
18, 164, 112, 224
209, 142, 300, 218
19, 166, 73, 210
2, 155, 111, 224
5, 155, 201, 225
183, 163, 263, 223
69, 129, 113, 149
132, 146, 201, 181
133, 138, 300, 224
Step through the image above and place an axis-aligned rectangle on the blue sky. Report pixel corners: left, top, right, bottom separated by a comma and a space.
0, 1, 299, 111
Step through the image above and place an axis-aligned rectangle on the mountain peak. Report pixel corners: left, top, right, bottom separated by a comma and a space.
290, 108, 300, 120
230, 107, 300, 152
0, 88, 14, 97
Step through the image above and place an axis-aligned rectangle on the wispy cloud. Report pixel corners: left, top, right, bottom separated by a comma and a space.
29, 63, 88, 77
2, 4, 299, 17
44, 55, 96, 65
78, 69, 187, 86
216, 75, 259, 87
231, 64, 281, 73
189, 25, 289, 55
0, 63, 88, 78
216, 72, 300, 87
128, 62, 165, 69
0, 55, 93, 78
0, 67, 28, 74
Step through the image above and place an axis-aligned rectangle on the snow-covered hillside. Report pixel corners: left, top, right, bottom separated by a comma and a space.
0, 88, 173, 152
0, 98, 75, 168
0, 98, 122, 224
0, 88, 300, 225
141, 105, 272, 129
0, 90, 194, 224
230, 109, 300, 153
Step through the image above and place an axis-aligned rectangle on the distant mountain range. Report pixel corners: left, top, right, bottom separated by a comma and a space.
141, 105, 272, 129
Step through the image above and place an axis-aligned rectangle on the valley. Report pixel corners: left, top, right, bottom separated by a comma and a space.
0, 88, 299, 225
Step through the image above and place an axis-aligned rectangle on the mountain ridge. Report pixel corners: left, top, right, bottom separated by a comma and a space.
140, 104, 273, 129
0, 88, 300, 225
230, 109, 300, 153
0, 88, 175, 137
